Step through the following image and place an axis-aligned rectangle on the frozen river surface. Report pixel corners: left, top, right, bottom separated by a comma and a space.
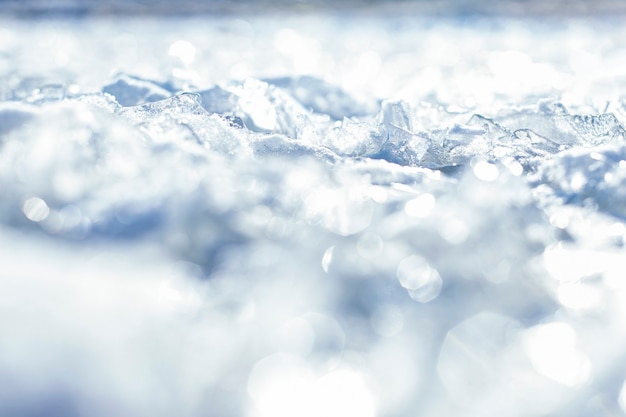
2, 10, 626, 417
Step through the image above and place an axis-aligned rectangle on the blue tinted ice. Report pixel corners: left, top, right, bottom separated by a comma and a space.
2, 11, 626, 417
103, 73, 172, 106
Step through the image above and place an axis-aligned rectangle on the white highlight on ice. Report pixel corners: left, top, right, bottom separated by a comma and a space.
237, 79, 277, 131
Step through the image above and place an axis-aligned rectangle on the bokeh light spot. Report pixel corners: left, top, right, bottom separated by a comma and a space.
169, 40, 196, 65
397, 255, 442, 303
522, 322, 591, 387
22, 197, 50, 222
404, 193, 435, 218
472, 160, 500, 182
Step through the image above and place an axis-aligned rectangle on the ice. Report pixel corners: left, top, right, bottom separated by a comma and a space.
198, 79, 308, 137
492, 99, 625, 148
3, 10, 626, 417
538, 142, 626, 219
264, 75, 376, 120
102, 73, 172, 106
322, 117, 384, 157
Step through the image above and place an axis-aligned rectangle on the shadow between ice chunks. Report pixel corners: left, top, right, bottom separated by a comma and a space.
264, 75, 376, 120
102, 73, 174, 107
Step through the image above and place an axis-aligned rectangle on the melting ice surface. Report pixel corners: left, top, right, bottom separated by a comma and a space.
4, 11, 626, 417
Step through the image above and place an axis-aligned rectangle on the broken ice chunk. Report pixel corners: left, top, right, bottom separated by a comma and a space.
117, 92, 206, 124
198, 78, 308, 138
490, 129, 563, 166
568, 113, 626, 145
117, 93, 250, 155
375, 101, 493, 169
415, 123, 489, 169
467, 114, 509, 141
374, 131, 430, 167
265, 75, 376, 120
605, 98, 626, 124
370, 100, 431, 167
380, 100, 412, 134
322, 117, 385, 157
495, 99, 625, 147
494, 99, 578, 145
441, 123, 490, 165
103, 73, 172, 107
510, 129, 562, 155
446, 123, 487, 139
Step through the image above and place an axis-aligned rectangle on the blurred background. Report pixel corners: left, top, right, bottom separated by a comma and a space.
2, 0, 626, 16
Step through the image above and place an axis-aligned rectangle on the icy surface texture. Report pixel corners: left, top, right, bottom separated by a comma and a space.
3, 13, 626, 417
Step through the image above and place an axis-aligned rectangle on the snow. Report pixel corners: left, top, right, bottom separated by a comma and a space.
2, 8, 626, 417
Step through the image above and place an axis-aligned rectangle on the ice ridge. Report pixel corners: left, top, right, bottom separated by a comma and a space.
3, 72, 626, 417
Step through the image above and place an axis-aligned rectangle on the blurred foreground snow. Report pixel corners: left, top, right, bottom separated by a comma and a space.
3, 10, 626, 417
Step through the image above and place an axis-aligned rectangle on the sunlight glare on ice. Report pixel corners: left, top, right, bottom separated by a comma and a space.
169, 40, 197, 65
